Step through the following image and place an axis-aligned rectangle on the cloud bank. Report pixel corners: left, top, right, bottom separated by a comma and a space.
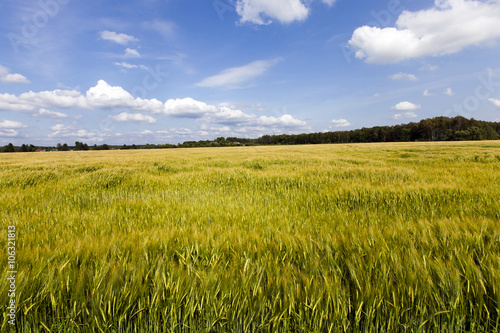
0, 80, 307, 139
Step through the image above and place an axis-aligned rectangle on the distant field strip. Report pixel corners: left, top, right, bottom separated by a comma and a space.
0, 141, 499, 332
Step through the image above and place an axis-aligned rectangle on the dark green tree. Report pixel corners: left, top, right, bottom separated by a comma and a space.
3, 143, 15, 153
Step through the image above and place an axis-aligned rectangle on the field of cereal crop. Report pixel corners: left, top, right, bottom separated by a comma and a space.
1, 141, 499, 332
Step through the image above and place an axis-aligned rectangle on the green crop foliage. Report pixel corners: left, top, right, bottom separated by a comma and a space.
0, 141, 499, 332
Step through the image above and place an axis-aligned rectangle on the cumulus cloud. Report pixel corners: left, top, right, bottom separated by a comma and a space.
19, 89, 87, 109
86, 80, 135, 108
201, 105, 306, 128
99, 31, 138, 45
203, 106, 253, 124
0, 93, 36, 111
392, 101, 421, 111
86, 80, 164, 113
0, 129, 19, 137
0, 119, 26, 137
393, 112, 418, 120
257, 114, 306, 126
234, 0, 337, 25
236, 0, 309, 24
389, 73, 418, 81
33, 108, 68, 118
444, 87, 454, 96
48, 123, 104, 142
0, 80, 306, 137
0, 119, 26, 129
124, 48, 141, 58
349, 0, 500, 63
489, 98, 500, 107
331, 118, 351, 127
0, 80, 165, 114
196, 59, 280, 89
0, 65, 30, 84
164, 98, 218, 118
110, 112, 156, 124
0, 89, 86, 111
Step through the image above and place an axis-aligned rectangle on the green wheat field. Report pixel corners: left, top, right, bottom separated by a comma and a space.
1, 141, 499, 332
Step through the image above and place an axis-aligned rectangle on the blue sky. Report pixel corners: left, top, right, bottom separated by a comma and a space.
1, 0, 500, 145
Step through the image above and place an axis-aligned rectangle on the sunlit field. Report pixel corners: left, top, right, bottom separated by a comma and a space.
1, 141, 499, 332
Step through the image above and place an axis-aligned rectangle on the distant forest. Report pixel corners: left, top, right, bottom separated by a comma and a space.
2, 116, 500, 152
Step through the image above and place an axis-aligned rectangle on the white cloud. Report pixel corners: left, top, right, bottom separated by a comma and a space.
86, 80, 164, 113
489, 98, 500, 107
159, 127, 192, 135
393, 112, 418, 120
49, 124, 67, 132
423, 89, 434, 97
0, 89, 86, 111
199, 124, 232, 133
0, 93, 36, 111
257, 114, 306, 126
114, 62, 147, 70
392, 101, 421, 111
48, 124, 104, 142
175, 128, 193, 135
0, 81, 166, 114
124, 48, 141, 58
201, 105, 306, 128
0, 119, 26, 137
204, 106, 253, 124
19, 89, 87, 109
110, 112, 156, 124
0, 65, 30, 84
0, 129, 19, 137
99, 31, 138, 45
236, 0, 309, 24
444, 87, 454, 96
86, 80, 135, 108
163, 98, 218, 118
349, 0, 500, 63
0, 80, 161, 115
331, 118, 351, 127
196, 59, 280, 89
235, 126, 268, 134
34, 108, 68, 118
234, 0, 337, 25
389, 73, 418, 81
0, 80, 306, 140
0, 119, 26, 129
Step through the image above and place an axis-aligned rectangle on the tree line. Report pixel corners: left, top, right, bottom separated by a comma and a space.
175, 116, 500, 147
2, 116, 499, 153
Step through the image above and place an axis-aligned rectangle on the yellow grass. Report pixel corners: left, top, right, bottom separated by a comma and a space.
0, 141, 499, 332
